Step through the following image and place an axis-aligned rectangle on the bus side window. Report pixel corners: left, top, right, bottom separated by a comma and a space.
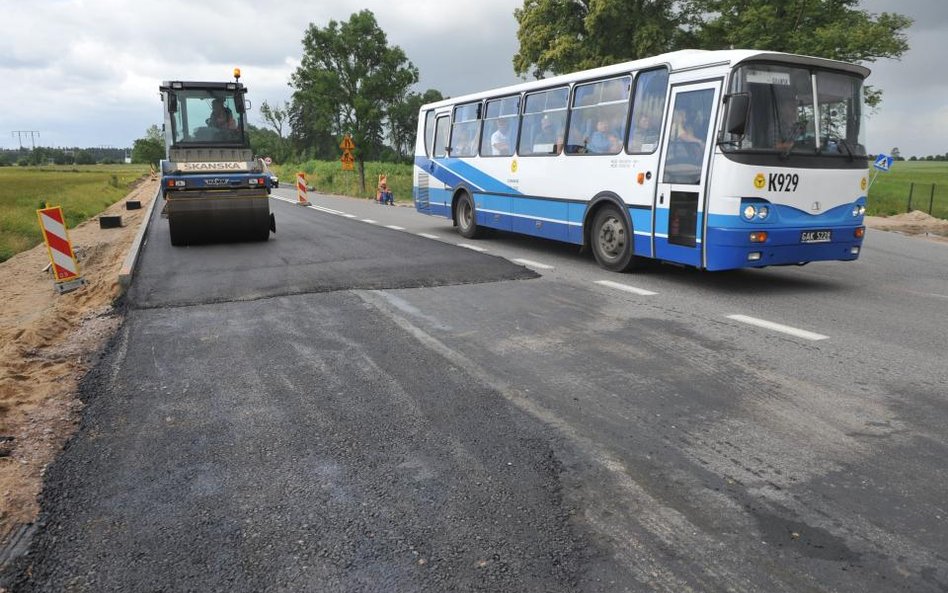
627, 68, 668, 154
424, 110, 436, 156
432, 116, 450, 158
567, 76, 631, 155
481, 96, 520, 157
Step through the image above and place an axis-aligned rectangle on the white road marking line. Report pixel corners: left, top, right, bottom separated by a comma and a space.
726, 314, 829, 341
362, 219, 378, 224
513, 258, 554, 270
311, 205, 346, 215
594, 280, 657, 296
417, 233, 440, 240
457, 243, 487, 252
385, 225, 405, 230
342, 214, 357, 218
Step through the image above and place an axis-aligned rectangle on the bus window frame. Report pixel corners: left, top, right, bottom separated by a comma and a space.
625, 67, 670, 155
432, 114, 451, 159
564, 74, 632, 157
480, 95, 521, 158
519, 86, 569, 158
424, 110, 436, 157
450, 101, 482, 159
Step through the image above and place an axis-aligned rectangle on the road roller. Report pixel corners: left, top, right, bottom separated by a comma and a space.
158, 69, 275, 246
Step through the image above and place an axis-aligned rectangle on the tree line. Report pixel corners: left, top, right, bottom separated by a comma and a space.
127, 1, 912, 189
0, 147, 130, 167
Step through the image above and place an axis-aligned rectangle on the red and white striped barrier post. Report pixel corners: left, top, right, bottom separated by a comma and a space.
36, 205, 86, 294
296, 172, 311, 207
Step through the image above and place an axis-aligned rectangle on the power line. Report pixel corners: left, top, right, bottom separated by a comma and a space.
11, 130, 40, 150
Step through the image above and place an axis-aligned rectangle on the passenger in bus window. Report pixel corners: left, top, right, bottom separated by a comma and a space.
629, 113, 660, 152
673, 109, 703, 147
455, 127, 476, 157
532, 115, 562, 154
491, 119, 511, 155
587, 119, 613, 153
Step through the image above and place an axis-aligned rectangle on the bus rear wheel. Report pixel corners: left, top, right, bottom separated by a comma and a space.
591, 206, 636, 272
455, 192, 481, 238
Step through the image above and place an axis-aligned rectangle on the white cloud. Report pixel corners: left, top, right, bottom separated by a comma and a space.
0, 0, 942, 156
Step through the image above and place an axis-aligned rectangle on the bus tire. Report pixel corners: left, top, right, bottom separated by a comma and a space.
455, 192, 481, 238
591, 205, 635, 272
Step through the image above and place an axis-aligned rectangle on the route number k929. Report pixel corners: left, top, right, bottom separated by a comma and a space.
768, 173, 799, 192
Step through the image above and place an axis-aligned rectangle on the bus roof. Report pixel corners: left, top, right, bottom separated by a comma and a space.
420, 49, 871, 111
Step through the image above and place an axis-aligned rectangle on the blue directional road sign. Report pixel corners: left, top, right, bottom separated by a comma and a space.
874, 154, 895, 172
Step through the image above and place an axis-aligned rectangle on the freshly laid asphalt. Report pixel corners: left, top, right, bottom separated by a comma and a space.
9, 198, 597, 592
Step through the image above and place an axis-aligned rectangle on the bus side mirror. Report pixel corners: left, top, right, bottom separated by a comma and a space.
724, 93, 749, 136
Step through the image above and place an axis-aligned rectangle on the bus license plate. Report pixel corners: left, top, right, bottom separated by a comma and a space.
801, 230, 831, 243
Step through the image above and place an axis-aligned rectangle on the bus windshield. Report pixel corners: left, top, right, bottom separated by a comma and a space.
723, 63, 866, 159
169, 89, 244, 145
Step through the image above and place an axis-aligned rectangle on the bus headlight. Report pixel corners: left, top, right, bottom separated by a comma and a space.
743, 205, 757, 220
852, 204, 866, 217
757, 206, 769, 220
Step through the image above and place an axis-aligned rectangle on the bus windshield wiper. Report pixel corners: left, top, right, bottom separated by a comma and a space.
836, 137, 855, 160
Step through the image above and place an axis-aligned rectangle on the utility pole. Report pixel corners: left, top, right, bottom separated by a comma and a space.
11, 130, 40, 150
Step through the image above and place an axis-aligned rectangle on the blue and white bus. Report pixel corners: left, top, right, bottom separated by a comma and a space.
412, 49, 869, 272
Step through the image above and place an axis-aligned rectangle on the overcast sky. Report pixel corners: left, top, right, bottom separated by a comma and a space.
2, 0, 944, 158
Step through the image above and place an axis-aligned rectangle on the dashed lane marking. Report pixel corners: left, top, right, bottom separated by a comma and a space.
385, 225, 406, 231
418, 233, 440, 240
726, 314, 829, 341
594, 280, 657, 296
513, 258, 554, 270
457, 243, 487, 252
311, 205, 346, 215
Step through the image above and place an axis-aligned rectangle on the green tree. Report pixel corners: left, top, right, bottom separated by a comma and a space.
388, 89, 444, 161
513, 0, 911, 106
681, 0, 911, 106
131, 124, 165, 167
291, 10, 419, 191
74, 150, 96, 165
513, 0, 685, 78
257, 101, 293, 163
247, 124, 292, 164
259, 100, 291, 138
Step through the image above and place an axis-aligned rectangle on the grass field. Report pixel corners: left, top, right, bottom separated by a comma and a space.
279, 159, 948, 220
866, 160, 948, 218
0, 165, 151, 262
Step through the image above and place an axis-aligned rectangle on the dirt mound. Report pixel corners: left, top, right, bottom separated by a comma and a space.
0, 178, 157, 540
865, 210, 948, 241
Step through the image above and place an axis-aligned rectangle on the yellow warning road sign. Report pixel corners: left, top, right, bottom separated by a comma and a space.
340, 135, 355, 151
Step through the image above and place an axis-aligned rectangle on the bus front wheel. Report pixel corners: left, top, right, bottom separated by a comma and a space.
591, 206, 635, 272
455, 192, 481, 238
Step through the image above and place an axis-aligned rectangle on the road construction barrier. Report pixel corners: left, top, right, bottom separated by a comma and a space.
37, 205, 86, 294
296, 172, 311, 206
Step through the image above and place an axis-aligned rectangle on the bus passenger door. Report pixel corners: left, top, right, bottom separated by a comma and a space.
427, 113, 452, 218
653, 80, 721, 267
